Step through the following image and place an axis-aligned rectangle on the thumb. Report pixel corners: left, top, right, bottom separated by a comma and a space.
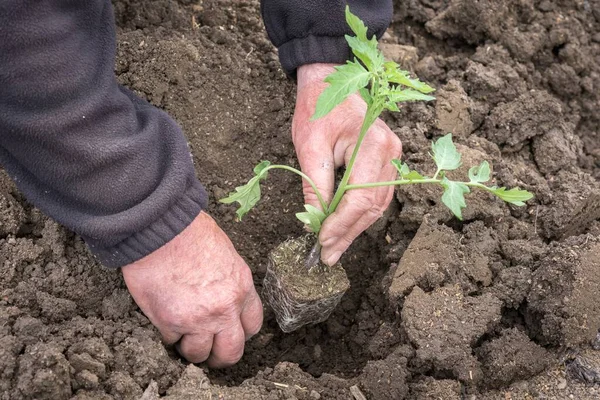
296, 144, 335, 212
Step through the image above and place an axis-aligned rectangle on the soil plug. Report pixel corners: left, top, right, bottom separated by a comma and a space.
263, 235, 350, 332
220, 7, 533, 332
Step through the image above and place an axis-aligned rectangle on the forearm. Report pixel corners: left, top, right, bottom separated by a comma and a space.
0, 0, 207, 267
260, 0, 393, 74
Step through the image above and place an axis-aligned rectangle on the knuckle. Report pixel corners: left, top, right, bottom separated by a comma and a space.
184, 350, 210, 364
222, 349, 244, 365
390, 134, 402, 154
368, 128, 390, 148
157, 306, 190, 331
337, 235, 354, 248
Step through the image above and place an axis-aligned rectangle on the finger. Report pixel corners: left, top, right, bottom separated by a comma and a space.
319, 137, 388, 246
207, 323, 246, 368
176, 332, 214, 364
321, 185, 395, 265
240, 289, 263, 340
320, 130, 401, 265
296, 140, 336, 210
160, 330, 183, 346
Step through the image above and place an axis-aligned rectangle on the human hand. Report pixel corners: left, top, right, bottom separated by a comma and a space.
121, 212, 263, 368
293, 63, 402, 266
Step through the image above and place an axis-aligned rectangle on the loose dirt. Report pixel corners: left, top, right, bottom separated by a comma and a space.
1, 0, 599, 399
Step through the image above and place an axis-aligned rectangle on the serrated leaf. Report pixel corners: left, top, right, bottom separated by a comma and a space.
346, 35, 383, 72
440, 177, 470, 220
387, 88, 436, 103
295, 204, 327, 233
312, 61, 371, 120
253, 160, 271, 175
392, 160, 426, 180
359, 87, 372, 107
492, 187, 534, 206
385, 65, 435, 94
392, 159, 410, 176
432, 134, 461, 171
345, 5, 368, 41
404, 171, 425, 180
304, 204, 327, 221
220, 161, 271, 220
384, 100, 400, 112
468, 160, 491, 183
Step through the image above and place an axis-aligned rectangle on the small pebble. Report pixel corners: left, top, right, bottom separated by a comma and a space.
268, 98, 285, 112
313, 344, 322, 360
310, 390, 321, 399
557, 378, 567, 390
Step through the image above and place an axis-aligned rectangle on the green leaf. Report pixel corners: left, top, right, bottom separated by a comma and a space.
392, 160, 425, 180
359, 87, 372, 107
295, 204, 327, 233
432, 134, 462, 171
440, 177, 470, 220
345, 5, 368, 41
253, 160, 271, 175
311, 61, 371, 120
385, 65, 435, 94
404, 170, 426, 181
468, 160, 491, 183
220, 161, 271, 220
386, 88, 436, 103
384, 100, 400, 112
491, 187, 534, 206
346, 35, 383, 72
392, 159, 410, 176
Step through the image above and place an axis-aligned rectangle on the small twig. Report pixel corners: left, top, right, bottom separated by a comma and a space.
350, 385, 367, 400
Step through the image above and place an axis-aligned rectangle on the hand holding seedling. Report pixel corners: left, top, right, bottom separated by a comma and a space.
221, 7, 533, 267
294, 63, 402, 265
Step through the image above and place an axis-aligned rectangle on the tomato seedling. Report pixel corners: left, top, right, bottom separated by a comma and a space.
221, 6, 533, 246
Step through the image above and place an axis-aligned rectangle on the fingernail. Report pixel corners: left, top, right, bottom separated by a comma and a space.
323, 251, 342, 266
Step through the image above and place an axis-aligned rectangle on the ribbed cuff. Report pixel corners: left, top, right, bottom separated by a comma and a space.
84, 179, 209, 268
278, 35, 352, 75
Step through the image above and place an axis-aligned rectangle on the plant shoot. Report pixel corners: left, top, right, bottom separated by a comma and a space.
221, 7, 533, 238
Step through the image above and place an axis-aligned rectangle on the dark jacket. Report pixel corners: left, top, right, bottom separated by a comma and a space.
0, 0, 392, 268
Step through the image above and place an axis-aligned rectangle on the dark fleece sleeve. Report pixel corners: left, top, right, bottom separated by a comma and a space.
261, 0, 393, 74
0, 0, 208, 268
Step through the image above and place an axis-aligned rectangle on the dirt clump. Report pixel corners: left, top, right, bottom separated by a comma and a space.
410, 377, 462, 400
482, 90, 563, 151
434, 79, 473, 137
358, 346, 410, 400
402, 285, 502, 384
537, 170, 600, 239
527, 235, 600, 347
477, 328, 553, 389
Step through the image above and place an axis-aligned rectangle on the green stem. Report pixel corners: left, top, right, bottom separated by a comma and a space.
346, 179, 496, 192
264, 165, 328, 212
346, 178, 441, 189
327, 107, 380, 214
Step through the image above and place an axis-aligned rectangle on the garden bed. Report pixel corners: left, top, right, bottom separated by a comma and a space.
1, 0, 599, 399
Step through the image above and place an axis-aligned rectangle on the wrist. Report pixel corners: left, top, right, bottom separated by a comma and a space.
297, 63, 339, 90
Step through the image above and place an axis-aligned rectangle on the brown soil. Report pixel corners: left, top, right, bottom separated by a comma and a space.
1, 0, 600, 399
